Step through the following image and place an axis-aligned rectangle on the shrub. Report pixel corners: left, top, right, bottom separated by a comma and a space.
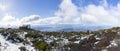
32, 41, 51, 51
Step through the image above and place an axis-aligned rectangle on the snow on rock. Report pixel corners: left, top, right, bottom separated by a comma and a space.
106, 40, 118, 48
0, 34, 35, 51
94, 41, 100, 44
63, 38, 69, 44
0, 35, 20, 51
102, 49, 107, 51
25, 45, 36, 51
16, 32, 27, 39
81, 34, 94, 40
117, 31, 120, 35
94, 35, 101, 40
74, 41, 80, 44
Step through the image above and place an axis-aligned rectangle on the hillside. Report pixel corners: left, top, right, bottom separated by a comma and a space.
0, 27, 120, 51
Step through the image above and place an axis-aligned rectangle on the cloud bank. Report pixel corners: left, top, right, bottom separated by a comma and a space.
0, 0, 120, 27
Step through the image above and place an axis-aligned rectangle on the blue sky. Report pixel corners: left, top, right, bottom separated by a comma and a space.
0, 0, 62, 18
10, 0, 62, 18
0, 0, 120, 27
1, 0, 119, 18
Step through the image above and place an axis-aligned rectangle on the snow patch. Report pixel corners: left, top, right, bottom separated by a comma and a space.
106, 40, 118, 48
0, 35, 20, 51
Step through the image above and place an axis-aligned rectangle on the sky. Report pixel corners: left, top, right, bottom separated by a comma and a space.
0, 0, 120, 27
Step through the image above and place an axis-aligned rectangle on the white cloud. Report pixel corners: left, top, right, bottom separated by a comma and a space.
38, 17, 62, 24
54, 0, 119, 26
81, 14, 98, 24
0, 4, 7, 11
2, 14, 17, 21
81, 4, 119, 25
0, 14, 20, 27
100, 0, 108, 7
20, 15, 40, 23
19, 15, 62, 26
0, 0, 120, 27
109, 3, 120, 17
0, 0, 10, 12
55, 0, 79, 23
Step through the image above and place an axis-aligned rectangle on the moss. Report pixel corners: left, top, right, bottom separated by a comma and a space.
91, 31, 99, 35
50, 40, 59, 47
7, 32, 24, 43
25, 31, 43, 39
32, 41, 51, 51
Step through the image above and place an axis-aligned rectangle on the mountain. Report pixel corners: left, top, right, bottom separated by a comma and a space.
0, 27, 120, 51
32, 24, 112, 32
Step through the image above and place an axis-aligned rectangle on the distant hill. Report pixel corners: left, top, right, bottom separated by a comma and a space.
32, 24, 112, 32
0, 26, 120, 51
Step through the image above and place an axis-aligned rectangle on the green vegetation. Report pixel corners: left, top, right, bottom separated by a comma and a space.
50, 40, 59, 47
0, 26, 120, 51
25, 30, 43, 39
32, 41, 51, 51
